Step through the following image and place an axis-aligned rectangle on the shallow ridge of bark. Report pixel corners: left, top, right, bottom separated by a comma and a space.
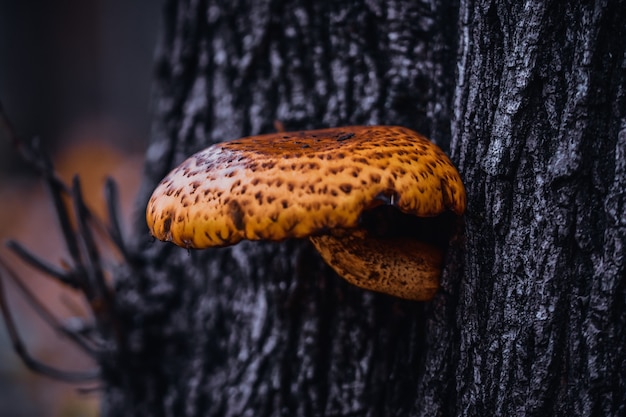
432, 1, 626, 416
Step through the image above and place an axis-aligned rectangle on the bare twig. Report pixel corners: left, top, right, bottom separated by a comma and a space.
71, 177, 115, 328
0, 258, 100, 381
104, 177, 130, 261
5, 240, 79, 288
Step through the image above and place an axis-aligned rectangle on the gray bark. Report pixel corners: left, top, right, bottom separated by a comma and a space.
442, 1, 626, 416
102, 0, 626, 416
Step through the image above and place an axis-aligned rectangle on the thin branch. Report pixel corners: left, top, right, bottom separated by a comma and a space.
0, 110, 81, 264
38, 146, 83, 268
0, 101, 18, 147
76, 385, 104, 395
0, 257, 99, 382
71, 177, 115, 317
0, 103, 70, 194
0, 257, 100, 358
104, 177, 130, 260
5, 240, 79, 288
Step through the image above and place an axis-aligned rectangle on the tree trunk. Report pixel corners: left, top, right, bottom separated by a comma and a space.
103, 0, 626, 416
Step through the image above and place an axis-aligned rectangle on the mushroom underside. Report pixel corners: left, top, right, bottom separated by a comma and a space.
308, 205, 453, 301
309, 233, 442, 301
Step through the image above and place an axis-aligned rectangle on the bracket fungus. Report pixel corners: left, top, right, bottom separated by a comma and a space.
146, 126, 465, 301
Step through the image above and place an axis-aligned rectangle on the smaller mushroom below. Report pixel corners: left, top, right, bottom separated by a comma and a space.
146, 126, 465, 301
310, 229, 442, 300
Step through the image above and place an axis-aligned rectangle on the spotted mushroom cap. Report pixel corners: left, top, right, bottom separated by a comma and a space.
146, 125, 465, 248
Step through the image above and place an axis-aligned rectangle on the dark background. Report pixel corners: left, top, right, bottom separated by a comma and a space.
0, 0, 159, 172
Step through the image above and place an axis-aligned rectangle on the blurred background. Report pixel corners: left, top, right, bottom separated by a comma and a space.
0, 1, 160, 416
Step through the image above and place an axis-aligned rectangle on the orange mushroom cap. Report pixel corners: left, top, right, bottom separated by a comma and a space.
146, 125, 465, 249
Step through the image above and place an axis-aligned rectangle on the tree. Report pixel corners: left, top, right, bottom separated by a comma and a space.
6, 0, 625, 416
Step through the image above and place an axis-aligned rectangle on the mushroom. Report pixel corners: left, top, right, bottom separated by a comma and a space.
146, 126, 465, 300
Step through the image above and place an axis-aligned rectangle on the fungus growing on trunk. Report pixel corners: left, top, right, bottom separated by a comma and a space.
146, 126, 465, 300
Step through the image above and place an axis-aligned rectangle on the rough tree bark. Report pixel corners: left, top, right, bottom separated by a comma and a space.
103, 0, 626, 416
